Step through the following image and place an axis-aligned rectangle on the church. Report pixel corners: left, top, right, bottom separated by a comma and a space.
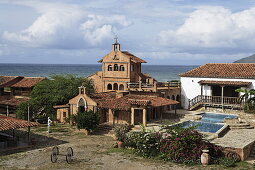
54, 40, 180, 126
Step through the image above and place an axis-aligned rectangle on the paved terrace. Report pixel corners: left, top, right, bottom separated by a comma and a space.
212, 129, 255, 148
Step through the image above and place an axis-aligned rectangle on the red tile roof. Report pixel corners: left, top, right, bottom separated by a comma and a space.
90, 92, 178, 110
180, 63, 255, 79
122, 51, 147, 63
0, 97, 29, 106
199, 80, 252, 87
0, 76, 23, 88
0, 115, 39, 131
11, 77, 45, 88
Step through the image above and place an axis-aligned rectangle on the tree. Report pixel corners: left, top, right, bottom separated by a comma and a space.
16, 75, 94, 120
235, 88, 255, 112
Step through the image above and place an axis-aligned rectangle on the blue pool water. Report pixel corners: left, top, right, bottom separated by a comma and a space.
178, 113, 238, 133
200, 113, 238, 123
182, 121, 224, 133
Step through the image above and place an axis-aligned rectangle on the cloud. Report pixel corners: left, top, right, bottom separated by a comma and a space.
159, 6, 255, 53
2, 2, 131, 49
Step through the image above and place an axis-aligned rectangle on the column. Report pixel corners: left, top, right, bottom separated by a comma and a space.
221, 86, 224, 109
143, 108, 147, 126
131, 108, 135, 125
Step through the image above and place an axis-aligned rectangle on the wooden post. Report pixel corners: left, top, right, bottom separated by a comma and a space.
174, 105, 177, 118
131, 108, 135, 125
143, 108, 147, 126
160, 107, 163, 123
27, 126, 30, 144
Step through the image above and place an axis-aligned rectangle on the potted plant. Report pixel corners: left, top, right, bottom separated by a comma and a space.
113, 124, 130, 148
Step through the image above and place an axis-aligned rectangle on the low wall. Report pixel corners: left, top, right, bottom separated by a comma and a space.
222, 141, 255, 161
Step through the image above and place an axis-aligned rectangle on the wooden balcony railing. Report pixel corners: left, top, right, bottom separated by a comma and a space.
188, 95, 242, 109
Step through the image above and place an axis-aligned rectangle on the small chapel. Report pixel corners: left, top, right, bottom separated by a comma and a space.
54, 39, 180, 126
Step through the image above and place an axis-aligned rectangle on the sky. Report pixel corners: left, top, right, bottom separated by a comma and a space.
1, 0, 255, 65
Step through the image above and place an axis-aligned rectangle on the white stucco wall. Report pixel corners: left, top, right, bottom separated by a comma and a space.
181, 77, 255, 109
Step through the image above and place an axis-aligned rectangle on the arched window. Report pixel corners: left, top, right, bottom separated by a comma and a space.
107, 84, 112, 90
119, 84, 124, 91
113, 83, 118, 90
172, 95, 175, 100
114, 64, 118, 71
108, 65, 112, 71
119, 65, 125, 71
176, 95, 180, 102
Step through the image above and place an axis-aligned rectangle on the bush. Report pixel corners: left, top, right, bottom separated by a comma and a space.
124, 131, 162, 158
113, 124, 130, 142
218, 157, 236, 167
159, 126, 223, 164
72, 110, 100, 131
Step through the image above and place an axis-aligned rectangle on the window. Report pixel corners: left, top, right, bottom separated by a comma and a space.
119, 84, 124, 91
172, 95, 175, 100
119, 65, 125, 71
131, 64, 134, 72
176, 95, 180, 102
63, 112, 66, 118
114, 64, 118, 71
108, 65, 112, 71
113, 83, 118, 90
107, 84, 112, 90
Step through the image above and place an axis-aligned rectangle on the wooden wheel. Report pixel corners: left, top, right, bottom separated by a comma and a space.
66, 147, 73, 163
51, 153, 58, 163
52, 146, 59, 155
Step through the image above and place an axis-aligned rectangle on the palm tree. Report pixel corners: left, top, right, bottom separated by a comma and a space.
235, 88, 255, 111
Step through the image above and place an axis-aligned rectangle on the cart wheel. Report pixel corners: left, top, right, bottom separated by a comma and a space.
66, 147, 73, 163
51, 153, 58, 163
52, 146, 59, 155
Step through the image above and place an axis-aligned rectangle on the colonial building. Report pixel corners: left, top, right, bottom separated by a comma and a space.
0, 76, 45, 115
55, 40, 180, 126
55, 86, 178, 126
180, 63, 255, 110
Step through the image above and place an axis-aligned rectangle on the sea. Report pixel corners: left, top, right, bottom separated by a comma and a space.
0, 64, 198, 82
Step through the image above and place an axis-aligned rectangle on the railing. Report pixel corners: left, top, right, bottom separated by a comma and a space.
188, 95, 241, 109
127, 82, 153, 89
157, 81, 181, 88
127, 81, 181, 89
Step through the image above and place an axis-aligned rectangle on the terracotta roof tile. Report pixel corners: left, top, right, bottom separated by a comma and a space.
199, 80, 252, 87
122, 51, 147, 63
0, 76, 23, 88
90, 92, 178, 110
180, 63, 255, 79
0, 115, 39, 131
11, 77, 45, 88
0, 97, 29, 106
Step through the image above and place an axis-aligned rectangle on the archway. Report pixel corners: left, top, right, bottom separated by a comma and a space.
77, 97, 87, 112
114, 64, 118, 71
119, 84, 124, 91
107, 84, 112, 90
108, 65, 112, 71
119, 65, 125, 71
113, 83, 118, 90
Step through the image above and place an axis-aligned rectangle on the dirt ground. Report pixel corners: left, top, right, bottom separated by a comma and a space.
0, 124, 253, 170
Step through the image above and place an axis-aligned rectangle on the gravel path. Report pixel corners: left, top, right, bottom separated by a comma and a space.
0, 125, 193, 170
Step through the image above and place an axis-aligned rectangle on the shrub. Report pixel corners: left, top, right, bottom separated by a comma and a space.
113, 124, 130, 141
72, 110, 100, 131
124, 131, 162, 158
159, 126, 223, 164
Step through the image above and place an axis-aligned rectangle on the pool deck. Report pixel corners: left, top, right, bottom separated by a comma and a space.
212, 129, 255, 148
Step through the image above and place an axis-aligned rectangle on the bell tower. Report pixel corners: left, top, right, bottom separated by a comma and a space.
112, 36, 120, 52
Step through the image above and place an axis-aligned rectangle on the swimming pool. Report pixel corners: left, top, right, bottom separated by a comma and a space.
176, 112, 238, 133
199, 113, 238, 123
181, 121, 224, 133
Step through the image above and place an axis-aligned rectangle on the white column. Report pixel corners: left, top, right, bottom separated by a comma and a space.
143, 108, 147, 126
131, 108, 135, 125
221, 86, 224, 109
